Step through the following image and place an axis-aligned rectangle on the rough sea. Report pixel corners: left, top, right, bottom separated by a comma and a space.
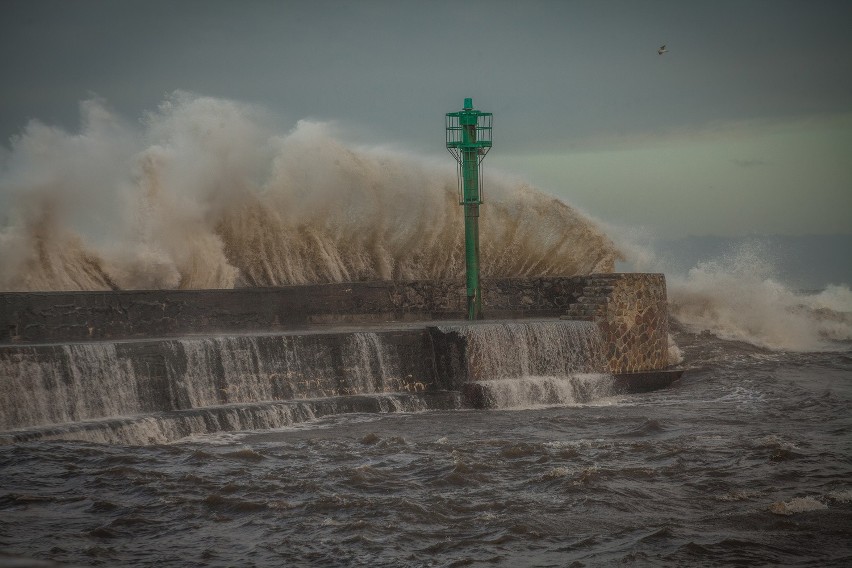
0, 94, 850, 566
1, 324, 850, 567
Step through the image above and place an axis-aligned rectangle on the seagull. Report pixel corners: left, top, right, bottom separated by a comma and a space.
658, 44, 668, 55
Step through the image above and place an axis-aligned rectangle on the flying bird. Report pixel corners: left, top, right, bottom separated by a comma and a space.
658, 44, 668, 55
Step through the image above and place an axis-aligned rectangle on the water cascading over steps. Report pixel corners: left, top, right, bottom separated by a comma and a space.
0, 320, 628, 444
0, 332, 449, 444
447, 320, 616, 408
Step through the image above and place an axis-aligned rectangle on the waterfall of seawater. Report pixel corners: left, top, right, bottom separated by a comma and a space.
0, 333, 445, 444
448, 320, 615, 409
0, 322, 619, 442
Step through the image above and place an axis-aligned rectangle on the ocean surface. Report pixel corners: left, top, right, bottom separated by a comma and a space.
1, 325, 850, 567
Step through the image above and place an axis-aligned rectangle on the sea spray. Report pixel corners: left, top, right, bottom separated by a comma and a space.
666, 243, 852, 351
0, 92, 620, 292
604, 232, 852, 353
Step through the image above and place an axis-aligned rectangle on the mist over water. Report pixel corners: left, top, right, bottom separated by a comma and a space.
0, 93, 618, 292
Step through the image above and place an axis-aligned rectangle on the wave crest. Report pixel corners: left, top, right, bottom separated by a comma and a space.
667, 243, 852, 351
0, 93, 619, 291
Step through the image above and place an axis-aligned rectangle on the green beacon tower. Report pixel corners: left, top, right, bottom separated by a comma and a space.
446, 97, 493, 320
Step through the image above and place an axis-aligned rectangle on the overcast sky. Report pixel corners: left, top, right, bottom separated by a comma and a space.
2, 0, 851, 238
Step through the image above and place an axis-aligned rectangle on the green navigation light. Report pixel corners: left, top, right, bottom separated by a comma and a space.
446, 98, 493, 320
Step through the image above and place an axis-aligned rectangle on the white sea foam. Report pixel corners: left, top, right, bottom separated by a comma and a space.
667, 333, 683, 365
670, 249, 851, 351
542, 466, 571, 479
828, 489, 852, 503
769, 496, 828, 515
616, 239, 852, 352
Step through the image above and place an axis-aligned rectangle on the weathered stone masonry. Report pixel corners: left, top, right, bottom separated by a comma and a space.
0, 274, 670, 374
0, 275, 665, 360
564, 274, 669, 373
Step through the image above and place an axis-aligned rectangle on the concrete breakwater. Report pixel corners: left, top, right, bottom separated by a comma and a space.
1, 277, 594, 344
0, 274, 677, 444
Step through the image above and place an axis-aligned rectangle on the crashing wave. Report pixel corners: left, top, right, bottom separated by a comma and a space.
0, 92, 620, 292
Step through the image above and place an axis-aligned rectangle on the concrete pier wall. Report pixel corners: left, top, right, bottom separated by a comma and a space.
0, 273, 676, 441
0, 277, 593, 344
0, 275, 661, 347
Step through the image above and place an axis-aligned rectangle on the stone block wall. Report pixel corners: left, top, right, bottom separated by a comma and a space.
565, 274, 669, 373
0, 278, 587, 344
0, 274, 669, 372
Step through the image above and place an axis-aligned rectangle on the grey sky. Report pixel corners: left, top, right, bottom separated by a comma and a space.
2, 0, 851, 237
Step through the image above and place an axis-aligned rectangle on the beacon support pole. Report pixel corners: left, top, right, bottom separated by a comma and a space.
446, 98, 492, 320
